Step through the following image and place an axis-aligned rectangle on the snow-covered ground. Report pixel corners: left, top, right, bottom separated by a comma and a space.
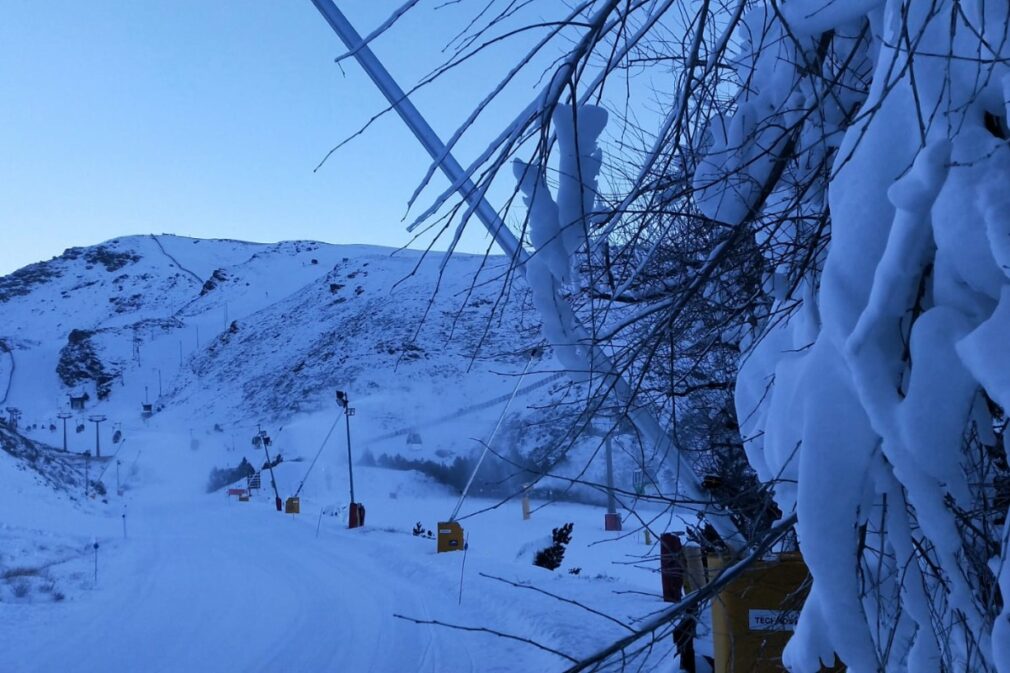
0, 236, 687, 672
1, 418, 683, 673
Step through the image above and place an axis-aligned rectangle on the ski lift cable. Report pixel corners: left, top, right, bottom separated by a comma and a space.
362, 370, 566, 447
448, 350, 536, 523
292, 414, 342, 498
94, 436, 129, 482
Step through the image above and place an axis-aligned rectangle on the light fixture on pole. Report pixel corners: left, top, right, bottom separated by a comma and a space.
255, 427, 283, 511
336, 390, 364, 529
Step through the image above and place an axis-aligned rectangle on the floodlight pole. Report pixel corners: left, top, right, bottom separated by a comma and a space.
308, 1, 739, 542
336, 391, 355, 505
345, 410, 355, 504
258, 429, 282, 511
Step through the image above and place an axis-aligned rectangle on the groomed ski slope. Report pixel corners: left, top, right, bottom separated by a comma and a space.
0, 422, 683, 673
9, 497, 480, 672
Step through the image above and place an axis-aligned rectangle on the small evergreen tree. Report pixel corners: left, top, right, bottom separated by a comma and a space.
533, 522, 574, 571
206, 457, 256, 492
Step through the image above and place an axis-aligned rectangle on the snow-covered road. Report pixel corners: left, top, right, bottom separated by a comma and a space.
2, 424, 678, 673
6, 495, 483, 673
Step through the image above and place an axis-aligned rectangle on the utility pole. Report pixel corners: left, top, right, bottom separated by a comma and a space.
336, 390, 362, 528
88, 414, 106, 458
156, 368, 162, 397
57, 411, 72, 452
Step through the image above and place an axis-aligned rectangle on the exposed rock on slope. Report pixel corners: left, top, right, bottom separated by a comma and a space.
0, 425, 81, 493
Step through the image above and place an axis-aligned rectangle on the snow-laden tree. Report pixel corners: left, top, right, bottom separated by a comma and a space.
708, 4, 1010, 671
342, 1, 1010, 670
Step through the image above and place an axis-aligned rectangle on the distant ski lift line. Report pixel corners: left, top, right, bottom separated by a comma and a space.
308, 1, 741, 542
448, 350, 536, 523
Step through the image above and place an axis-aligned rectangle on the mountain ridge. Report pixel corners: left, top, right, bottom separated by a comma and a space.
0, 234, 572, 466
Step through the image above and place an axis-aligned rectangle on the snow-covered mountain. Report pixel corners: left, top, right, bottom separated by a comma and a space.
0, 234, 599, 485
0, 236, 683, 673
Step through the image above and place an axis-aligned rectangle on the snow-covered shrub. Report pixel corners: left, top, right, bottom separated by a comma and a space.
691, 4, 1010, 671
533, 522, 574, 571
411, 522, 433, 539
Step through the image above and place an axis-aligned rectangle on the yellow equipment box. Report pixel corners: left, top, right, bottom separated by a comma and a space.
708, 552, 842, 673
285, 497, 300, 514
437, 521, 464, 553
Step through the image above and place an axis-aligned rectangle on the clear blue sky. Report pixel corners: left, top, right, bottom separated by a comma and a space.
0, 1, 553, 275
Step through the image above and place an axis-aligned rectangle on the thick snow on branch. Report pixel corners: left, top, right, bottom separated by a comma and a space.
514, 104, 608, 375
709, 2, 1010, 671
